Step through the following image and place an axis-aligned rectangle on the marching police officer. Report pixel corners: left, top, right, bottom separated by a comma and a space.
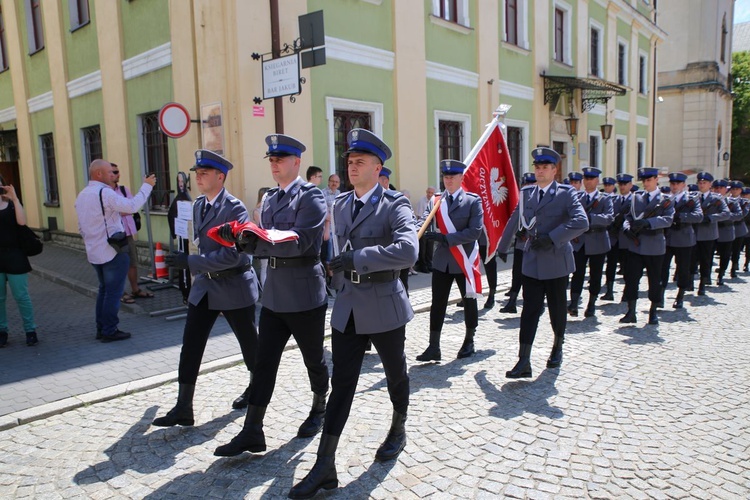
711, 179, 739, 286
694, 172, 730, 295
498, 171, 536, 314
416, 160, 483, 361
661, 172, 703, 309
568, 167, 614, 318
620, 168, 675, 325
602, 173, 634, 301
602, 176, 617, 195
213, 134, 329, 456
568, 171, 583, 192
288, 129, 417, 499
728, 181, 749, 278
498, 147, 588, 378
742, 187, 750, 272
153, 150, 259, 427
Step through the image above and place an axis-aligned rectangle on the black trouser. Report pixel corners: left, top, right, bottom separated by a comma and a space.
324, 314, 408, 437
623, 253, 664, 302
479, 245, 497, 296
417, 238, 434, 270
179, 296, 257, 385
731, 235, 745, 270
604, 241, 620, 284
508, 248, 524, 294
248, 304, 329, 406
661, 246, 693, 290
429, 269, 478, 331
695, 239, 716, 279
570, 248, 606, 297
399, 268, 409, 295
745, 237, 750, 264
716, 240, 733, 277
518, 275, 567, 346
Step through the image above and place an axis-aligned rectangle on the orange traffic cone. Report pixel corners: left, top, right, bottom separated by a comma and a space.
155, 242, 168, 279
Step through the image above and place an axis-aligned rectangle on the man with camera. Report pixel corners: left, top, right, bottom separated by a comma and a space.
75, 159, 156, 342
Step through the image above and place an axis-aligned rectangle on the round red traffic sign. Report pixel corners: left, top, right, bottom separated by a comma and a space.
158, 102, 191, 138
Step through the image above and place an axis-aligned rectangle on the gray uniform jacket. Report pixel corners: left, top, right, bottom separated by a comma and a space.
614, 194, 634, 248
666, 193, 703, 248
572, 191, 614, 255
498, 182, 588, 280
623, 191, 675, 256
188, 188, 258, 310
695, 192, 730, 242
330, 185, 418, 335
728, 197, 749, 239
254, 177, 327, 313
739, 199, 750, 237
420, 190, 483, 275
717, 196, 739, 243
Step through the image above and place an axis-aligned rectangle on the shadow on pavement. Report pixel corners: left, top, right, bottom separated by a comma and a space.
73, 406, 241, 485
474, 368, 563, 420
407, 349, 497, 394
613, 324, 664, 345
337, 457, 397, 498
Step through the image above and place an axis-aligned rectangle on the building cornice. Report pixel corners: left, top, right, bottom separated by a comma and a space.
426, 61, 479, 88
122, 42, 172, 81
324, 36, 395, 71
27, 92, 54, 113
0, 106, 17, 123
499, 80, 535, 101
66, 70, 102, 99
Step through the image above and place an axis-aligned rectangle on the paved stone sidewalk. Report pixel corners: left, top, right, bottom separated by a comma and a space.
0, 275, 748, 498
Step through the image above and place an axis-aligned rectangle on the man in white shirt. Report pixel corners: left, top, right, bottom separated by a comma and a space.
75, 159, 155, 342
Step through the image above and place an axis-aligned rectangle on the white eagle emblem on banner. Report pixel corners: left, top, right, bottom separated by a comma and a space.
490, 167, 509, 206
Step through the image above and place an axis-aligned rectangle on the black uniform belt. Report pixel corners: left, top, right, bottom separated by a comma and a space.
204, 263, 251, 280
269, 255, 320, 269
719, 221, 733, 228
344, 270, 400, 284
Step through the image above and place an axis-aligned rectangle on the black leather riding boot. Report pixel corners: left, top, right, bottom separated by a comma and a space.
601, 281, 615, 301
619, 300, 637, 324
213, 405, 267, 456
672, 288, 685, 309
698, 277, 707, 296
499, 291, 518, 313
232, 372, 253, 410
288, 434, 340, 499
456, 328, 475, 359
506, 343, 533, 379
584, 295, 597, 317
375, 411, 407, 461
546, 336, 564, 368
152, 383, 195, 427
416, 331, 441, 361
567, 293, 580, 317
648, 302, 659, 325
297, 392, 327, 438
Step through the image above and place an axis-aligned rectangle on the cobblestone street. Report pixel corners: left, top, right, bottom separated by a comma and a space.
1, 268, 749, 498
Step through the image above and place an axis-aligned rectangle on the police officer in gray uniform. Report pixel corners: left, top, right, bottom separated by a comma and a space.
620, 168, 675, 325
694, 172, 730, 295
153, 150, 259, 427
602, 174, 632, 300
498, 171, 536, 314
568, 167, 614, 318
416, 160, 483, 362
498, 147, 588, 379
729, 181, 749, 276
660, 172, 703, 309
288, 129, 417, 499
712, 178, 739, 286
213, 134, 329, 457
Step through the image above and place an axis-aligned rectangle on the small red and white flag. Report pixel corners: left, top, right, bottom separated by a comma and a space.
461, 115, 520, 262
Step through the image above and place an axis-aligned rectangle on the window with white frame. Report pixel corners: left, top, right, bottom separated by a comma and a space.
638, 51, 648, 94
618, 39, 629, 86
40, 133, 59, 205
616, 136, 627, 174
503, 0, 528, 49
69, 0, 90, 31
589, 21, 604, 78
434, 110, 471, 189
139, 112, 172, 211
589, 134, 600, 169
81, 125, 102, 182
637, 139, 646, 169
505, 119, 529, 183
432, 0, 470, 27
553, 1, 572, 65
24, 0, 44, 54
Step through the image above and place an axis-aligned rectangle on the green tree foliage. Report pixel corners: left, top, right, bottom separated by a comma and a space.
731, 51, 750, 182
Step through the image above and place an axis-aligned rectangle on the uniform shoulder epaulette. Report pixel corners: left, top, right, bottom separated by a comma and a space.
300, 182, 316, 191
521, 184, 536, 191
557, 184, 574, 191
335, 190, 350, 200
267, 186, 280, 194
464, 191, 480, 199
384, 189, 403, 200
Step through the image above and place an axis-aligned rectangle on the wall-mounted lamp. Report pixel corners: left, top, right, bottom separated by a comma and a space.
565, 115, 579, 140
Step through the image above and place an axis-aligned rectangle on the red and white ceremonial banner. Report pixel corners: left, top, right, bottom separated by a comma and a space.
434, 194, 483, 298
461, 115, 520, 262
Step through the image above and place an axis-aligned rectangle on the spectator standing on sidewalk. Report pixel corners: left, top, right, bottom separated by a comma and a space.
0, 177, 38, 347
111, 164, 153, 303
75, 160, 155, 342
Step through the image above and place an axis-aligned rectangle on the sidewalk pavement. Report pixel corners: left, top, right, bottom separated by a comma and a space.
1, 249, 749, 497
0, 242, 510, 424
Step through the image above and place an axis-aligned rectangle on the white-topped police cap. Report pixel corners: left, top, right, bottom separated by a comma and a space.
668, 172, 688, 182
697, 171, 714, 182
660, 186, 672, 194
688, 183, 699, 192
440, 159, 467, 175
379, 166, 392, 178
522, 172, 536, 184
616, 173, 634, 183
637, 167, 660, 179
602, 176, 616, 185
531, 146, 561, 164
190, 149, 233, 175
264, 134, 306, 157
568, 171, 583, 181
582, 166, 602, 178
345, 128, 392, 163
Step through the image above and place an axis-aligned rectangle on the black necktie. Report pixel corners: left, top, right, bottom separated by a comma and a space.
447, 194, 454, 207
586, 194, 591, 205
353, 200, 365, 220
645, 193, 651, 204
278, 189, 286, 201
539, 189, 545, 202
202, 202, 211, 219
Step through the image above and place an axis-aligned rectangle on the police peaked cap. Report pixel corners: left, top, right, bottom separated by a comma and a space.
697, 172, 714, 182
191, 149, 233, 175
602, 177, 616, 185
668, 172, 688, 182
531, 146, 560, 164
379, 166, 392, 178
265, 134, 306, 157
441, 160, 467, 175
581, 167, 602, 178
616, 173, 634, 183
568, 172, 583, 181
637, 167, 660, 179
345, 128, 392, 163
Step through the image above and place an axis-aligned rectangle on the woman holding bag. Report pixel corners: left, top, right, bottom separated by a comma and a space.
0, 176, 38, 347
